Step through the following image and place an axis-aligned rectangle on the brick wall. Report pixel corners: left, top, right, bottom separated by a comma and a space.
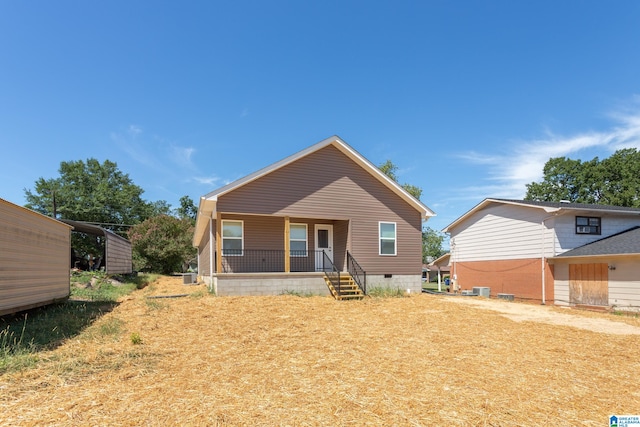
452, 258, 554, 302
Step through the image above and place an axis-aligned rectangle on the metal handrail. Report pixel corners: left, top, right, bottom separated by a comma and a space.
322, 251, 342, 296
347, 251, 367, 295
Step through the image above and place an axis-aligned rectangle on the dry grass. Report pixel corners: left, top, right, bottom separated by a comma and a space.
1, 276, 639, 426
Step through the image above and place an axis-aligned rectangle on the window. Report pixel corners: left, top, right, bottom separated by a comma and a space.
289, 223, 307, 257
379, 222, 397, 255
575, 216, 601, 235
222, 220, 243, 255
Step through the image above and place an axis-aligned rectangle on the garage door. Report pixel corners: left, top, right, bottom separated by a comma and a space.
569, 263, 608, 306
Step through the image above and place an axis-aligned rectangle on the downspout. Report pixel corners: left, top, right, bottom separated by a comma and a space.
449, 236, 457, 292
541, 211, 561, 305
209, 215, 214, 292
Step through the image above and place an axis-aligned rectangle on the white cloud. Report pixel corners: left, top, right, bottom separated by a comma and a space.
170, 145, 196, 168
192, 176, 219, 186
455, 104, 640, 201
110, 126, 156, 167
128, 124, 142, 136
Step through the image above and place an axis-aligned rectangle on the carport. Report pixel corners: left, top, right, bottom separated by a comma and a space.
60, 219, 133, 274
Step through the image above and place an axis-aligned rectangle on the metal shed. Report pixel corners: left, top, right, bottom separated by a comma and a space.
0, 198, 73, 316
59, 219, 133, 275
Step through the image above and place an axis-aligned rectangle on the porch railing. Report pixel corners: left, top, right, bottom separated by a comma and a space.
220, 249, 327, 273
347, 251, 367, 295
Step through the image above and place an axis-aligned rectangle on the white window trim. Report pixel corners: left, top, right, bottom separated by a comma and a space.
289, 223, 308, 257
222, 219, 244, 256
379, 221, 397, 256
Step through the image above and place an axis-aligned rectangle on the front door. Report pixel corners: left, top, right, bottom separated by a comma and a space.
315, 224, 334, 271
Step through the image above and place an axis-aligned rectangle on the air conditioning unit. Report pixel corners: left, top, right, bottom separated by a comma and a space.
472, 287, 490, 297
182, 273, 197, 284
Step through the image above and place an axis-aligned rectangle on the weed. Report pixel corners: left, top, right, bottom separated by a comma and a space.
189, 289, 207, 299
280, 289, 316, 297
368, 286, 407, 298
145, 299, 167, 311
0, 318, 39, 373
130, 332, 143, 345
98, 317, 124, 337
0, 273, 154, 373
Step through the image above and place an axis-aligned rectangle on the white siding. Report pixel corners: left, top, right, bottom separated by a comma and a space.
451, 204, 640, 263
554, 212, 640, 254
451, 205, 556, 262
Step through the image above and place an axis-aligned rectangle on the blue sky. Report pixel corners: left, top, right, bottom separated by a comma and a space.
2, 1, 640, 233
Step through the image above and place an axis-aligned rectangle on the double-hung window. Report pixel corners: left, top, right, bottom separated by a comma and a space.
222, 220, 243, 256
379, 222, 397, 256
289, 224, 308, 257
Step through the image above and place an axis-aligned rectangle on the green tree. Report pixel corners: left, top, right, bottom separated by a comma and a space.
422, 226, 445, 263
378, 159, 423, 199
176, 195, 198, 222
598, 148, 640, 207
525, 148, 640, 207
24, 158, 164, 229
128, 215, 196, 274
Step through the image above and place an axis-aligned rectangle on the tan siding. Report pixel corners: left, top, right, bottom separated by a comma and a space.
198, 219, 212, 276
0, 199, 71, 315
218, 145, 422, 275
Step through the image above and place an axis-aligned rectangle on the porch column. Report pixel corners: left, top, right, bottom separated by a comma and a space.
216, 212, 222, 274
284, 216, 290, 273
209, 216, 214, 284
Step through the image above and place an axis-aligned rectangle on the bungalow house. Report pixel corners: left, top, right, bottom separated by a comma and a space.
443, 198, 640, 307
193, 136, 435, 298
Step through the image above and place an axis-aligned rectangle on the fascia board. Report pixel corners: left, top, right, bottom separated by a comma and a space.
442, 198, 560, 233
201, 135, 436, 220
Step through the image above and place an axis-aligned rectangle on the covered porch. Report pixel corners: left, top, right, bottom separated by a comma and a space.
198, 213, 366, 297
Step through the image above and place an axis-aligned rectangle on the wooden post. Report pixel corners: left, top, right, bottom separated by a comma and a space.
216, 212, 222, 274
284, 216, 290, 273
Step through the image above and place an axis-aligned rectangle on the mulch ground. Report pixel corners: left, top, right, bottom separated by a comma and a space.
1, 276, 639, 426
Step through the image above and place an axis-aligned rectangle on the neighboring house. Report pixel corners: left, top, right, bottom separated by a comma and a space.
443, 198, 640, 306
0, 198, 73, 315
193, 135, 435, 297
426, 253, 450, 289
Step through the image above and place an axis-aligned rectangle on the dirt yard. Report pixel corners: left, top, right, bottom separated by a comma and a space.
1, 276, 639, 426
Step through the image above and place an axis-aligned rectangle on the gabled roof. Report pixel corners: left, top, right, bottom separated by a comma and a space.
194, 135, 436, 246
443, 198, 640, 233
553, 226, 640, 259
428, 253, 451, 269
428, 252, 451, 267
